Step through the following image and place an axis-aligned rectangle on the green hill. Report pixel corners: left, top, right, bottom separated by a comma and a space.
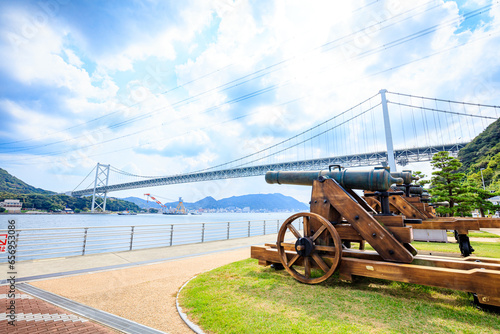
0, 167, 54, 194
124, 193, 308, 212
0, 168, 140, 212
457, 118, 500, 171
457, 117, 500, 191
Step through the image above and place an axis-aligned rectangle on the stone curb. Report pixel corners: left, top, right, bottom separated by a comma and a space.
176, 273, 207, 334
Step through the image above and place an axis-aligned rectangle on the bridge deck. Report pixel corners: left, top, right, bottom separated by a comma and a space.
71, 143, 466, 196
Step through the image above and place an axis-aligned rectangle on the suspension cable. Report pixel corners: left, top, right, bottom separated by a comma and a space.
72, 165, 97, 192
387, 101, 498, 120
387, 91, 500, 109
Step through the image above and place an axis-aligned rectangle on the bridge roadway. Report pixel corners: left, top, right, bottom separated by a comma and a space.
71, 143, 467, 196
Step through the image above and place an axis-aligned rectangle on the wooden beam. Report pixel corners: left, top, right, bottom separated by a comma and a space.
474, 217, 500, 228
252, 245, 500, 271
346, 188, 377, 214
410, 218, 480, 235
310, 180, 341, 223
405, 197, 436, 218
386, 226, 413, 243
338, 257, 500, 307
374, 215, 406, 227
251, 245, 500, 307
321, 179, 414, 263
389, 195, 427, 220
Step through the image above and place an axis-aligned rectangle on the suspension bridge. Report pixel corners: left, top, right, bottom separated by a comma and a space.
69, 89, 499, 212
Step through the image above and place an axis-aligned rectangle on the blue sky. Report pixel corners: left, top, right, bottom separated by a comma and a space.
1, 0, 499, 203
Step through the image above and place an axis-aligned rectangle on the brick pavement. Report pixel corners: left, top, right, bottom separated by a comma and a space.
0, 285, 117, 334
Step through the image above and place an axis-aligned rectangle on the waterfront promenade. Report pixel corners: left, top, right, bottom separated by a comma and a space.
3, 229, 500, 333
1, 234, 283, 333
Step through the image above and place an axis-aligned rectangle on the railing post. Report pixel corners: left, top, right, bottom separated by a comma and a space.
227, 222, 230, 239
170, 225, 174, 246
263, 220, 266, 235
130, 226, 135, 251
248, 221, 251, 237
201, 223, 205, 243
82, 228, 88, 256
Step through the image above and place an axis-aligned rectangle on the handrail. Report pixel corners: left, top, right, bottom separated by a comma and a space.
0, 219, 282, 232
0, 218, 293, 262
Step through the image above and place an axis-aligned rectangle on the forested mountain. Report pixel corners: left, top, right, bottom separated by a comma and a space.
0, 168, 140, 212
212, 193, 308, 211
0, 168, 54, 194
124, 193, 308, 211
0, 193, 141, 212
458, 118, 500, 171
457, 118, 500, 191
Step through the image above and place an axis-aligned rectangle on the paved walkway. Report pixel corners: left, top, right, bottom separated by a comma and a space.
1, 229, 499, 333
1, 234, 282, 333
0, 284, 118, 333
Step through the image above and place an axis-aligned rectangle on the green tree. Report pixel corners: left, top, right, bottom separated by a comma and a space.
467, 152, 500, 193
412, 171, 430, 187
0, 192, 140, 213
463, 180, 500, 217
429, 151, 469, 216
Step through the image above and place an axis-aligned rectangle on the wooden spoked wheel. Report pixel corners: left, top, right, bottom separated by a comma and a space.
277, 212, 342, 284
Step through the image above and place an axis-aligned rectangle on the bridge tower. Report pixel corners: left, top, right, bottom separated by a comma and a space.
380, 89, 397, 172
91, 163, 110, 213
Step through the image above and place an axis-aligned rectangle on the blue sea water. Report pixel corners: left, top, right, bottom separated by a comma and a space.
0, 212, 292, 262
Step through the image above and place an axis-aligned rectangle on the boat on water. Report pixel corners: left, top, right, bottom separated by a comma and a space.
118, 210, 137, 215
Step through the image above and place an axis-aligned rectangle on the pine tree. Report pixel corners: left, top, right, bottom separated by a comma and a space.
412, 171, 430, 187
429, 151, 468, 216
464, 179, 500, 217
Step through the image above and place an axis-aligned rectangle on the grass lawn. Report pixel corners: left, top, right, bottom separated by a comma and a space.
179, 240, 500, 334
447, 231, 500, 238
413, 240, 500, 258
365, 240, 500, 258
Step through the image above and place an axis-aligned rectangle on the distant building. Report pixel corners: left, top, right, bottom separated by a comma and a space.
487, 195, 500, 205
487, 196, 500, 217
0, 199, 22, 212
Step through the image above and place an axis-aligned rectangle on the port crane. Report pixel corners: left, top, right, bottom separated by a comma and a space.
144, 194, 188, 214
144, 193, 169, 212
170, 197, 187, 215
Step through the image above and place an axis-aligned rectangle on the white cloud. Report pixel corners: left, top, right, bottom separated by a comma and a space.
0, 9, 113, 107
64, 48, 83, 67
2, 0, 500, 202
0, 99, 70, 142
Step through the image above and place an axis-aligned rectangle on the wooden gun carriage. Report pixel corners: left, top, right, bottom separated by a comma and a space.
251, 166, 500, 308
363, 170, 500, 256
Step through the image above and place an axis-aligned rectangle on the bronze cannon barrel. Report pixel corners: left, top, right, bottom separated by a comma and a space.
431, 201, 449, 207
265, 167, 403, 191
393, 185, 424, 195
391, 170, 417, 185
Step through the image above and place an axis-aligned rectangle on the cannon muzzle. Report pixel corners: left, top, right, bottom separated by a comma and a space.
393, 185, 424, 195
266, 167, 403, 191
431, 201, 449, 207
391, 170, 417, 185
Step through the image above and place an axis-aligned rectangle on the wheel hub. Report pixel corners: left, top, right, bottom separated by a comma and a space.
295, 237, 314, 257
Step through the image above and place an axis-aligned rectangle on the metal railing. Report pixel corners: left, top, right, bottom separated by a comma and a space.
0, 219, 293, 262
